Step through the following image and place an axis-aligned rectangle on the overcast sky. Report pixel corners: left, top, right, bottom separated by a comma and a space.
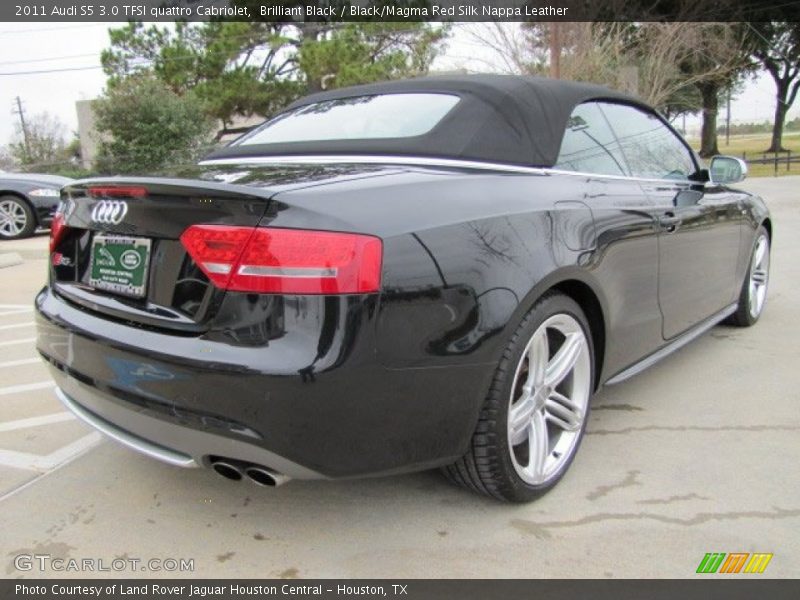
0, 21, 796, 147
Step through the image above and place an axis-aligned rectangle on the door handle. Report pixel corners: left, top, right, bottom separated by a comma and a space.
659, 211, 682, 233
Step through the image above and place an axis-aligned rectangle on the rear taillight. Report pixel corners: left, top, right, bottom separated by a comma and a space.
180, 225, 382, 295
49, 212, 68, 252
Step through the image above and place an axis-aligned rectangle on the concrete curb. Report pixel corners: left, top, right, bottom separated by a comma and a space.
0, 253, 24, 268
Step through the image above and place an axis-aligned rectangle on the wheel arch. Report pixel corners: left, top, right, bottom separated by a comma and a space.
761, 217, 772, 241
511, 269, 609, 392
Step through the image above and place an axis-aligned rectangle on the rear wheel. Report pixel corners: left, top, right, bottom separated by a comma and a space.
728, 226, 770, 327
443, 292, 594, 502
0, 195, 36, 240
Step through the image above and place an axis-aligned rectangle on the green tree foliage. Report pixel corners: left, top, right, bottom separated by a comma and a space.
298, 23, 446, 92
100, 20, 447, 138
93, 76, 215, 174
101, 22, 303, 133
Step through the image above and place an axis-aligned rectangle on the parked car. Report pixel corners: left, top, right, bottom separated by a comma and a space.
0, 171, 71, 240
35, 75, 770, 502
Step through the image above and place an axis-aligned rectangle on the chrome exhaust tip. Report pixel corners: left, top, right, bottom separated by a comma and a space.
244, 466, 290, 487
211, 461, 244, 481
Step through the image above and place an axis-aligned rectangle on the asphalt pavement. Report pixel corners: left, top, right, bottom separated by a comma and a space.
0, 178, 797, 579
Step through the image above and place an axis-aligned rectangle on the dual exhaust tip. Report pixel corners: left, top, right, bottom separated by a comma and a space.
210, 459, 290, 487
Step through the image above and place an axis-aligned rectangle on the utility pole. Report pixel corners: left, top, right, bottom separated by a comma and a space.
13, 96, 31, 160
725, 88, 731, 146
549, 23, 561, 79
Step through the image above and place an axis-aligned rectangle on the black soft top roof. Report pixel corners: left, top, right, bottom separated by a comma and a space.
205, 74, 643, 168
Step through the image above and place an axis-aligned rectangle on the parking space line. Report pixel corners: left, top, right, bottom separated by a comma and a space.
0, 381, 55, 396
0, 304, 34, 309
0, 337, 36, 347
0, 432, 102, 472
0, 433, 103, 503
0, 358, 41, 369
0, 309, 33, 317
0, 412, 74, 432
0, 321, 34, 331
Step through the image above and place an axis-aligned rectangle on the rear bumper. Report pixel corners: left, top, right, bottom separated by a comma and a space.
36, 285, 491, 479
51, 382, 321, 478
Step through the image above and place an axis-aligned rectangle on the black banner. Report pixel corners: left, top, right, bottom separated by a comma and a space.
1, 0, 797, 23
4, 580, 800, 600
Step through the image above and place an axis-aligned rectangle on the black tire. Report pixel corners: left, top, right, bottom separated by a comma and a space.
0, 195, 36, 240
727, 225, 770, 328
442, 292, 594, 502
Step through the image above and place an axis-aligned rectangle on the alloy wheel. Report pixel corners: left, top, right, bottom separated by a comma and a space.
748, 234, 770, 320
507, 313, 591, 486
0, 199, 28, 238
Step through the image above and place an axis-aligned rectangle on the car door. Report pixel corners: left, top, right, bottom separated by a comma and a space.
553, 102, 666, 376
598, 102, 743, 340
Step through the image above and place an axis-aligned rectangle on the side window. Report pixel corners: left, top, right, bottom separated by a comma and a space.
598, 103, 697, 180
555, 102, 628, 176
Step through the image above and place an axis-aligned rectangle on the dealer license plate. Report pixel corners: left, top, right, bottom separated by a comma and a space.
89, 235, 151, 298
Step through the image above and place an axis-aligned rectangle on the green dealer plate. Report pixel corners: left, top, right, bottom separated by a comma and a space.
89, 235, 151, 298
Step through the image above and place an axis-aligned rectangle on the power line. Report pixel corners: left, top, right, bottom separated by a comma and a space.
0, 65, 103, 76
0, 53, 98, 67
0, 22, 445, 76
0, 23, 109, 35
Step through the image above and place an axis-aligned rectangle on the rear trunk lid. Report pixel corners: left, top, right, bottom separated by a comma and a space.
50, 164, 405, 332
51, 177, 274, 332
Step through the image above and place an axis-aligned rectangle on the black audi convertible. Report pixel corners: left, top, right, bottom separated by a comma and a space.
36, 75, 770, 502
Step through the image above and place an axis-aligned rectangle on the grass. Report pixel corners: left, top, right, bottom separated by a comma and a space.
686, 131, 800, 178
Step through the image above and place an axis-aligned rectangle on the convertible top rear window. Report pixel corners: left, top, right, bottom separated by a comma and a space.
235, 94, 460, 146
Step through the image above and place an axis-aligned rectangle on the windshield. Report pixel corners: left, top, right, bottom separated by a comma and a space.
235, 93, 460, 146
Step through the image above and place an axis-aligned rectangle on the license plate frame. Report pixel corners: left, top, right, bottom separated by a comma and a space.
88, 234, 152, 298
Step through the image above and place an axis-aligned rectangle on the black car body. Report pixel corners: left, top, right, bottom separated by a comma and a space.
0, 172, 71, 239
35, 75, 771, 501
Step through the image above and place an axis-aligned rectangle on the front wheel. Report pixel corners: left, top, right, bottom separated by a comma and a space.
728, 226, 770, 327
442, 292, 594, 502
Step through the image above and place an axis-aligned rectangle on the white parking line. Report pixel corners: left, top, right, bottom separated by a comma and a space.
0, 412, 74, 432
0, 381, 55, 396
0, 432, 102, 472
0, 358, 41, 369
0, 309, 33, 317
0, 321, 34, 331
0, 433, 103, 502
0, 337, 36, 347
0, 304, 34, 309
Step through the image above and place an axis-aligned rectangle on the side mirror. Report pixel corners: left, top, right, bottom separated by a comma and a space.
709, 155, 748, 185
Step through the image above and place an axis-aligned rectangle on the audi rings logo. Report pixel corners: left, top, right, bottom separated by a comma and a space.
90, 200, 129, 225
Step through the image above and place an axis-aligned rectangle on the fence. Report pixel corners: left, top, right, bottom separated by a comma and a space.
741, 150, 800, 176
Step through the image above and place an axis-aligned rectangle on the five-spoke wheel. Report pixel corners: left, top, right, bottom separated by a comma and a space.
443, 292, 594, 502
729, 225, 770, 327
507, 313, 591, 486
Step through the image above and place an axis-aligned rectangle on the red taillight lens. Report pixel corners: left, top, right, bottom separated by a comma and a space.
180, 225, 382, 295
88, 186, 148, 199
49, 212, 68, 252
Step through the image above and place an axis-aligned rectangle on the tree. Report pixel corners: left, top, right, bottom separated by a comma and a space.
101, 21, 302, 136
298, 23, 446, 92
463, 22, 754, 155
676, 23, 756, 157
101, 20, 447, 138
93, 75, 215, 174
0, 146, 15, 171
749, 22, 800, 152
8, 111, 68, 169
